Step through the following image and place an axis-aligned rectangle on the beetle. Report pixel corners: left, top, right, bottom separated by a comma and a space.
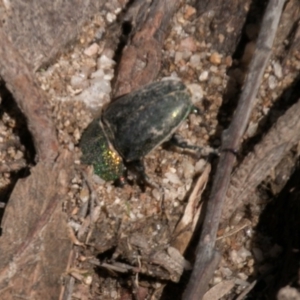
79, 80, 196, 184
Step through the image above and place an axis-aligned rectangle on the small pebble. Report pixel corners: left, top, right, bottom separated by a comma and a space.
189, 54, 201, 67
70, 74, 89, 89
272, 61, 282, 78
14, 150, 24, 160
209, 75, 222, 86
220, 267, 233, 278
246, 121, 258, 137
152, 188, 161, 201
179, 37, 197, 52
165, 172, 182, 185
237, 246, 252, 260
237, 272, 249, 281
97, 55, 115, 69
199, 71, 209, 82
110, 290, 118, 299
187, 83, 203, 103
182, 50, 192, 60
84, 43, 99, 57
80, 62, 96, 78
209, 52, 222, 65
195, 160, 206, 174
218, 34, 225, 44
229, 249, 243, 265
182, 160, 194, 179
68, 142, 75, 151
268, 75, 277, 90
75, 80, 111, 110
175, 51, 183, 63
106, 12, 116, 23
90, 69, 105, 79
184, 5, 196, 19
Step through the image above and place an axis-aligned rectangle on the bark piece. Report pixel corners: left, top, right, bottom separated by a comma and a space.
1, 0, 106, 70
0, 151, 73, 300
113, 0, 180, 97
0, 28, 59, 162
223, 97, 300, 221
196, 0, 252, 55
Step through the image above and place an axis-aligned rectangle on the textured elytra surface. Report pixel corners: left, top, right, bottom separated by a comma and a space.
102, 80, 193, 162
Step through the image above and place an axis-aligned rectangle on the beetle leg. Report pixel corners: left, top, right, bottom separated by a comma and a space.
168, 134, 219, 157
169, 134, 200, 151
126, 160, 161, 189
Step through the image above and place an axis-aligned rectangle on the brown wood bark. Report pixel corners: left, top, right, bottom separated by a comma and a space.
1, 0, 106, 70
113, 0, 180, 97
0, 29, 59, 162
196, 0, 252, 55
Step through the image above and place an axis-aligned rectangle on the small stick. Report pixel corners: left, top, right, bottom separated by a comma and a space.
235, 280, 257, 300
183, 1, 286, 299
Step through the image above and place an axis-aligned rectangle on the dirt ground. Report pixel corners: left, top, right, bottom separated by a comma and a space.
0, 0, 300, 299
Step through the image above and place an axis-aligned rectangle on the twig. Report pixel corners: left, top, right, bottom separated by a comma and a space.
183, 1, 286, 299
235, 280, 257, 300
0, 29, 59, 162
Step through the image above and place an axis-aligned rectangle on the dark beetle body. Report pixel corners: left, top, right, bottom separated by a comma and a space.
80, 80, 193, 181
103, 80, 192, 162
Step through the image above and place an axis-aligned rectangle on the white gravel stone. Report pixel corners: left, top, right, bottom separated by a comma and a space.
97, 55, 115, 69
70, 74, 89, 89
182, 160, 194, 179
90, 78, 112, 94
272, 61, 282, 78
187, 83, 203, 103
230, 249, 244, 265
165, 172, 182, 185
106, 12, 116, 23
182, 50, 192, 60
268, 75, 277, 90
199, 70, 209, 82
175, 51, 183, 63
151, 188, 161, 201
84, 43, 99, 57
237, 246, 252, 260
90, 69, 105, 79
195, 159, 206, 173
177, 186, 186, 200
189, 54, 201, 67
75, 80, 111, 110
246, 121, 258, 138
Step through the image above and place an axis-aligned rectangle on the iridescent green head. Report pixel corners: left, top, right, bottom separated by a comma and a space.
79, 117, 124, 181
